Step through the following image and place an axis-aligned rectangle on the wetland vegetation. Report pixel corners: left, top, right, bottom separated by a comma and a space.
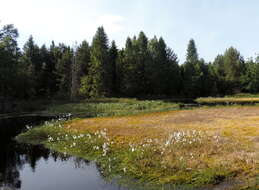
17, 105, 259, 190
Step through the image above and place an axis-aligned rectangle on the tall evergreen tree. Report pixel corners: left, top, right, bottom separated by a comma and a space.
147, 36, 180, 95
120, 37, 133, 95
109, 40, 118, 95
223, 47, 245, 93
186, 39, 198, 63
213, 55, 227, 95
115, 49, 125, 95
39, 44, 58, 97
56, 44, 73, 97
147, 36, 162, 94
0, 24, 21, 97
121, 32, 150, 96
165, 47, 181, 95
182, 39, 200, 97
84, 27, 110, 97
136, 32, 149, 95
22, 35, 43, 96
73, 40, 90, 98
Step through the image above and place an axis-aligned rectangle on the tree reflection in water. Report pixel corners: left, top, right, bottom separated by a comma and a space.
0, 116, 89, 190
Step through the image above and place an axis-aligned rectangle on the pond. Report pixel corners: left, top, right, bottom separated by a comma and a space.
0, 116, 133, 190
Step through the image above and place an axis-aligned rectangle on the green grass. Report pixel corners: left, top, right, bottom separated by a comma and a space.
44, 98, 180, 117
225, 93, 259, 98
196, 93, 259, 105
196, 97, 259, 105
1, 98, 181, 118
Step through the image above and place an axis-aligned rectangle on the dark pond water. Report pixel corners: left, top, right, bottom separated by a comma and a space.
0, 116, 132, 190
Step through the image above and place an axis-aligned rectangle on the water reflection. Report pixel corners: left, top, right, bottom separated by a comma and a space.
0, 116, 130, 190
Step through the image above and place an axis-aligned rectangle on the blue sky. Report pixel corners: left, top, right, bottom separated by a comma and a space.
1, 0, 259, 63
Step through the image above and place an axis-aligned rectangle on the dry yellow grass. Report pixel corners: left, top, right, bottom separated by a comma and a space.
19, 106, 259, 188
196, 97, 259, 104
66, 107, 259, 143
65, 106, 259, 177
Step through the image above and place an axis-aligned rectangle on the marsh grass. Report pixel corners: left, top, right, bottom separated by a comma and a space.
196, 94, 259, 105
45, 98, 180, 117
16, 116, 258, 189
196, 97, 259, 104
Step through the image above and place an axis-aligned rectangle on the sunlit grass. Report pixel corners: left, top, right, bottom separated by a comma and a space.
17, 106, 259, 189
196, 97, 259, 104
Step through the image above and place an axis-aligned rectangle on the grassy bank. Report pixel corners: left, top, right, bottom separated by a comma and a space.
196, 93, 259, 105
196, 97, 259, 105
44, 98, 181, 117
1, 98, 180, 116
17, 107, 259, 190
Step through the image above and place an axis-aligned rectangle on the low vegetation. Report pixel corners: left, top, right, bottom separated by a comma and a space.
17, 106, 259, 190
196, 94, 259, 105
0, 98, 180, 117
196, 97, 259, 105
44, 98, 180, 117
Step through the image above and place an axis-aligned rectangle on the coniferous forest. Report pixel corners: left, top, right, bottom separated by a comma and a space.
1, 24, 258, 100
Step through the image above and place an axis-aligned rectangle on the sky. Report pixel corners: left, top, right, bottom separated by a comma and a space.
1, 0, 259, 63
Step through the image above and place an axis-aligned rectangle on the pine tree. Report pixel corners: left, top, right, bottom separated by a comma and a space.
87, 27, 110, 97
73, 40, 90, 98
109, 40, 118, 95
213, 55, 227, 95
186, 39, 198, 63
165, 47, 181, 95
223, 47, 245, 93
56, 44, 73, 98
0, 24, 21, 97
147, 36, 168, 95
136, 32, 149, 95
182, 39, 201, 97
115, 49, 125, 95
22, 35, 43, 96
40, 44, 59, 97
120, 37, 138, 96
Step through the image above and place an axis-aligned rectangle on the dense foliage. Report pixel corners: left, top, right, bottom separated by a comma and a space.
1, 24, 259, 99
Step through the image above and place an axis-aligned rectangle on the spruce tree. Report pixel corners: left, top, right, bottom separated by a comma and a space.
223, 47, 245, 93
0, 24, 21, 97
73, 40, 90, 98
147, 36, 168, 95
109, 40, 118, 95
165, 47, 181, 96
56, 44, 73, 98
120, 37, 138, 96
87, 27, 110, 97
22, 35, 42, 96
136, 32, 149, 95
182, 39, 200, 97
213, 55, 227, 95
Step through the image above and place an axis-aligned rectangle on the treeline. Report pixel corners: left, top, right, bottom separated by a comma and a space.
1, 24, 259, 100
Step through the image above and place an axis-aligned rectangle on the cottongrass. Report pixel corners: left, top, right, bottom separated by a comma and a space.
44, 124, 240, 171
18, 120, 258, 189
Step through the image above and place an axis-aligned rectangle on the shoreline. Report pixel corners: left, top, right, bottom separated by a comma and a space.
16, 107, 259, 190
